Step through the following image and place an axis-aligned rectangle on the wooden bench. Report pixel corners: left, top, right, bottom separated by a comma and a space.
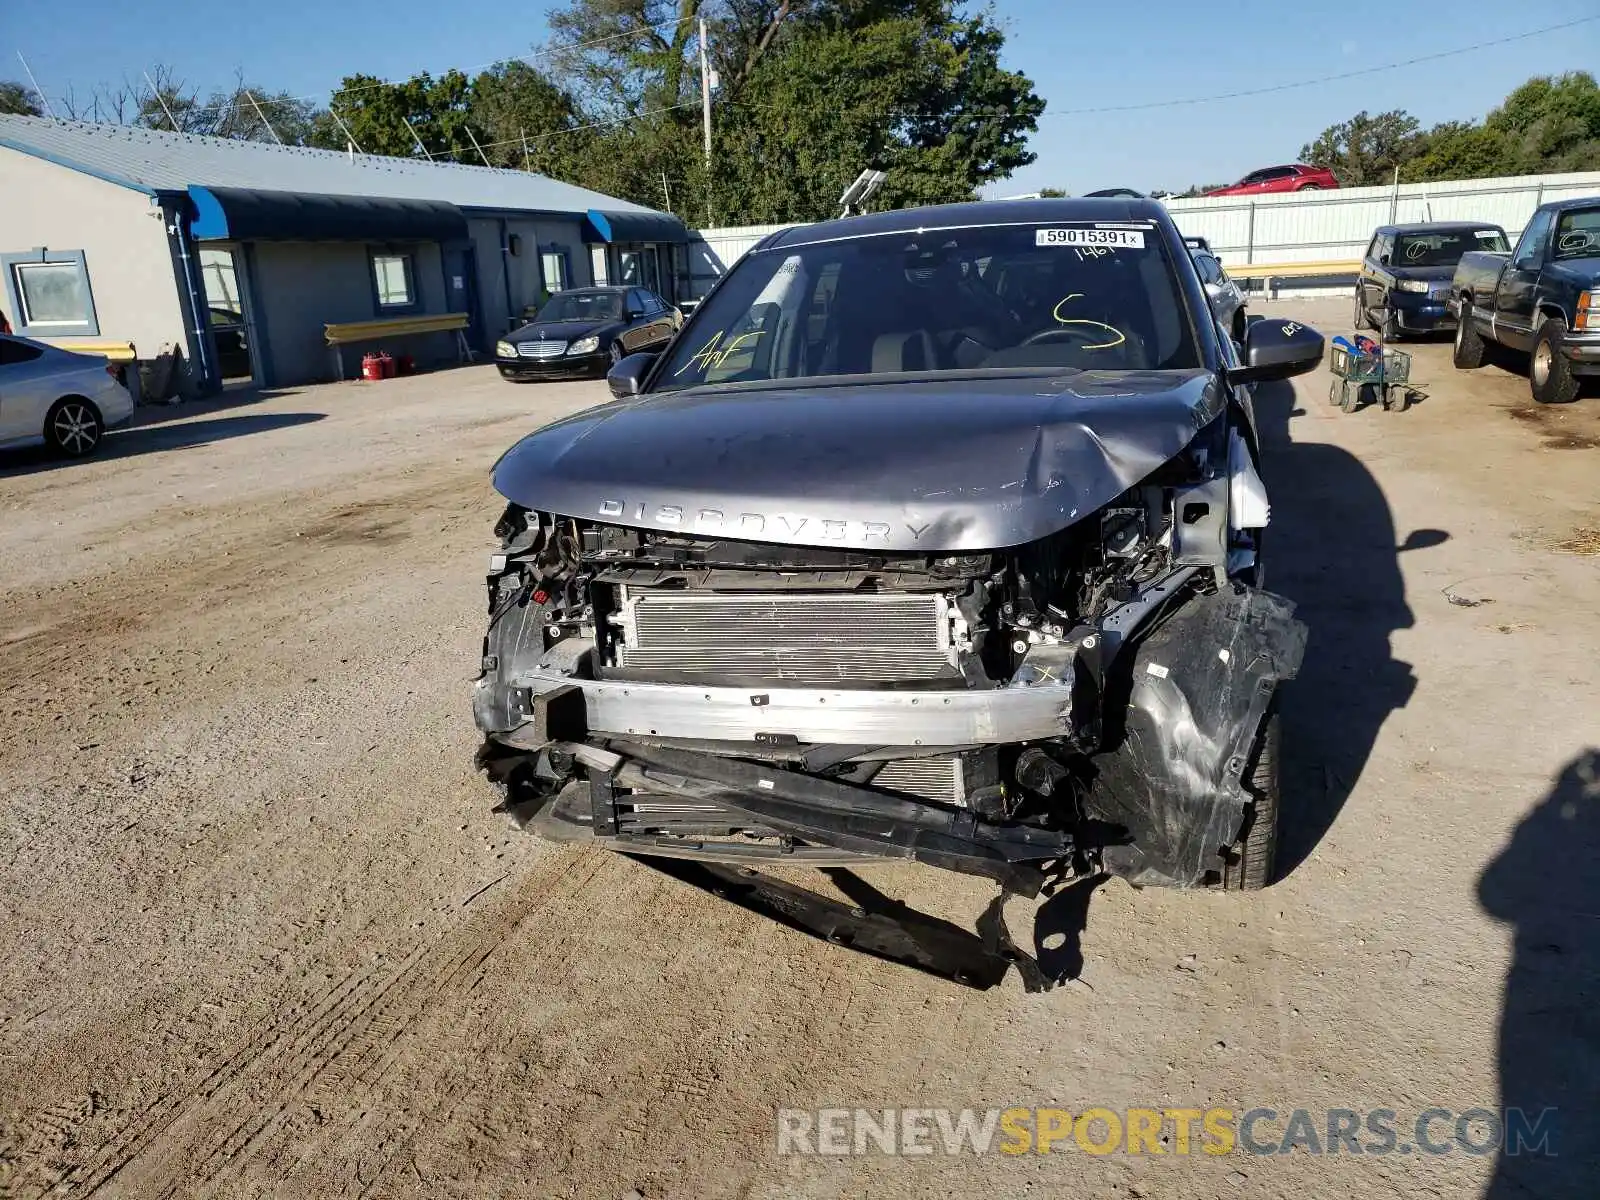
1224, 259, 1362, 296
53, 338, 137, 362
323, 312, 473, 379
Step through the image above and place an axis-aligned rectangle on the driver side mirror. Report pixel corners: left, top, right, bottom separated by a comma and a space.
607, 351, 658, 399
1226, 319, 1324, 385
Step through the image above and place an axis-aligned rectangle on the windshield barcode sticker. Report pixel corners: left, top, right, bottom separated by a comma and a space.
1036, 227, 1145, 249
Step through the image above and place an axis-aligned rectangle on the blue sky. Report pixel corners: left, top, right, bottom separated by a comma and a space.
4, 0, 1597, 196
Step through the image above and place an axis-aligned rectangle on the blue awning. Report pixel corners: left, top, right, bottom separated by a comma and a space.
187, 186, 468, 242
583, 208, 689, 245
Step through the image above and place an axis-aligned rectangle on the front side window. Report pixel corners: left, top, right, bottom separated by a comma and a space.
1552, 207, 1600, 261
1512, 212, 1554, 269
371, 253, 414, 308
655, 222, 1198, 392
2, 250, 98, 336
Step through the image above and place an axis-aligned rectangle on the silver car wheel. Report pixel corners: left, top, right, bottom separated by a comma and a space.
1533, 341, 1552, 386
52, 401, 101, 455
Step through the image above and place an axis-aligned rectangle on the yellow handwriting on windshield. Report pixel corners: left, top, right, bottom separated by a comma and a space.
674, 330, 767, 377
1052, 294, 1126, 351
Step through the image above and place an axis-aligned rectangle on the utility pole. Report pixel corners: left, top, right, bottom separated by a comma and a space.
466, 126, 493, 169
521, 127, 531, 171
699, 17, 713, 227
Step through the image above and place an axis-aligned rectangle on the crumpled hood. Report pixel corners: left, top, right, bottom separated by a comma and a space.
491, 370, 1224, 552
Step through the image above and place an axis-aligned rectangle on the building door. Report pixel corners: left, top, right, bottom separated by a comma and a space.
198, 246, 254, 384
447, 248, 483, 349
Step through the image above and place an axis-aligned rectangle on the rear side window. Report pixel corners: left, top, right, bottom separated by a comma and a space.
0, 337, 45, 366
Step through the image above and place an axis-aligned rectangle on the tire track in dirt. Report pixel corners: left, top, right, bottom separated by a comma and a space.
53, 849, 609, 1198
0, 463, 492, 768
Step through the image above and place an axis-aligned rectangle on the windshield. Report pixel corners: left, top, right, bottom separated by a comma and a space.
537, 291, 621, 322
1553, 208, 1600, 261
1393, 229, 1509, 267
653, 222, 1198, 391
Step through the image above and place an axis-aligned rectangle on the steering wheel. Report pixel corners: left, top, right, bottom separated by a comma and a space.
1020, 322, 1125, 350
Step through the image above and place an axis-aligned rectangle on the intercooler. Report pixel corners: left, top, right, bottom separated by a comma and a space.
609, 587, 964, 685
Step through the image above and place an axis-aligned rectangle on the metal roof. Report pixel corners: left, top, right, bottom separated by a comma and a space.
0, 115, 661, 218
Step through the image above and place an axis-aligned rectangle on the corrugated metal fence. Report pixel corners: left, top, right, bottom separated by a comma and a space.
1163, 170, 1600, 268
684, 171, 1600, 294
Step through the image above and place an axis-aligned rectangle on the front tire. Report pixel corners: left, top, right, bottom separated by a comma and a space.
1453, 302, 1486, 369
1530, 317, 1580, 405
44, 396, 104, 458
1219, 711, 1280, 891
1380, 308, 1402, 343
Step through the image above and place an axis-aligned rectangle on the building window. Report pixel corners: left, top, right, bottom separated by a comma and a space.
1, 249, 99, 337
370, 252, 416, 310
590, 245, 608, 286
540, 250, 570, 296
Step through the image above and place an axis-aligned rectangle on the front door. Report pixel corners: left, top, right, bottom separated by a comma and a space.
446, 248, 483, 349
1495, 209, 1553, 350
198, 246, 254, 384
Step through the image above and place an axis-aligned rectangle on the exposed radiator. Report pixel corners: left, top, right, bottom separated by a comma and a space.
611, 588, 963, 685
871, 756, 964, 806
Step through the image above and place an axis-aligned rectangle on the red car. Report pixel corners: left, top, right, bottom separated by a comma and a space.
1205, 164, 1339, 197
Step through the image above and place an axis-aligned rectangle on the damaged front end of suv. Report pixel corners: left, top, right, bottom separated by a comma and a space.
470, 200, 1323, 989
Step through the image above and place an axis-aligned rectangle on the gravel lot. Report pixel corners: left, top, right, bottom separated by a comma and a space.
2, 297, 1597, 1199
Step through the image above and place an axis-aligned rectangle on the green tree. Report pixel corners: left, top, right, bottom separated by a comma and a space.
467, 61, 588, 174
0, 81, 43, 116
1300, 109, 1423, 186
1401, 121, 1508, 183
1485, 71, 1600, 173
540, 0, 1042, 223
312, 71, 476, 159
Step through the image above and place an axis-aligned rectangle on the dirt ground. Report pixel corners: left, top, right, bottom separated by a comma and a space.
2, 298, 1598, 1199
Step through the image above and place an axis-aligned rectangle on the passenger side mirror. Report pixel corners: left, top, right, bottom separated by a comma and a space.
1379, 254, 1390, 266
607, 351, 658, 399
1226, 319, 1325, 385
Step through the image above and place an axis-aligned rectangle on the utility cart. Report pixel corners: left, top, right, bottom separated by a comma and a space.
1328, 342, 1413, 413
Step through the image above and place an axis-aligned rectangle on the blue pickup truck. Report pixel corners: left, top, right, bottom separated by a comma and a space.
1449, 197, 1600, 404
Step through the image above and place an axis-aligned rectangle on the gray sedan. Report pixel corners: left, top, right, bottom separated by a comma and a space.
1190, 246, 1247, 342
0, 335, 135, 457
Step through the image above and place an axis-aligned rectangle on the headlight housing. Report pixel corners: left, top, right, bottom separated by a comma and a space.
568, 336, 600, 355
1395, 280, 1430, 294
496, 340, 517, 357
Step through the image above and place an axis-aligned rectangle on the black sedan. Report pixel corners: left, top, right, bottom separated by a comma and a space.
1355, 222, 1509, 339
496, 286, 681, 381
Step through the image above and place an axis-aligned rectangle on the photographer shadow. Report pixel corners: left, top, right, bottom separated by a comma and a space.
1248, 379, 1440, 874
1478, 750, 1600, 1196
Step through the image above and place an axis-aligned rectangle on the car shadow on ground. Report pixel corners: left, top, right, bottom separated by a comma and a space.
1250, 379, 1444, 876
0, 411, 325, 479
1478, 749, 1600, 1195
